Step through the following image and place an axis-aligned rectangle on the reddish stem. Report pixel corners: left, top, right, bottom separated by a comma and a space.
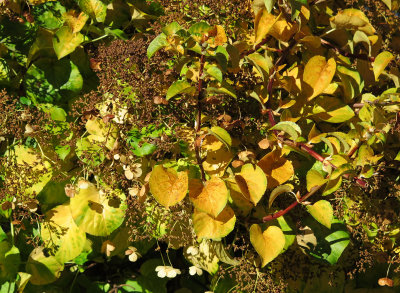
263, 185, 323, 222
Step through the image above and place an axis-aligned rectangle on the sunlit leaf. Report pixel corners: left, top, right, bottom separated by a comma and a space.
193, 206, 236, 240
254, 9, 278, 44
225, 177, 253, 216
269, 184, 293, 208
53, 27, 84, 60
149, 165, 188, 208
189, 177, 228, 218
209, 126, 232, 148
258, 149, 294, 189
41, 203, 87, 263
202, 135, 233, 177
306, 200, 333, 229
166, 80, 195, 100
306, 169, 327, 192
77, 0, 107, 22
373, 51, 394, 81
70, 181, 126, 236
63, 10, 89, 33
235, 164, 267, 205
303, 56, 336, 100
330, 9, 375, 35
147, 33, 168, 58
249, 224, 285, 267
270, 121, 302, 140
26, 247, 63, 285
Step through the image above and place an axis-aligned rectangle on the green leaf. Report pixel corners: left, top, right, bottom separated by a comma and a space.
53, 26, 84, 59
270, 121, 302, 141
206, 65, 223, 82
307, 200, 333, 229
32, 2, 66, 30
264, 0, 277, 12
25, 58, 83, 104
0, 227, 6, 242
209, 126, 232, 148
147, 33, 169, 58
166, 80, 194, 100
337, 65, 364, 102
77, 0, 107, 22
207, 81, 237, 99
188, 22, 211, 36
0, 243, 20, 281
161, 22, 182, 36
55, 145, 70, 160
304, 218, 350, 265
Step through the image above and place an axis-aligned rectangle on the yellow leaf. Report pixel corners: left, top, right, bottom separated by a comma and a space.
303, 56, 336, 100
254, 9, 278, 44
373, 51, 394, 81
257, 149, 294, 189
235, 164, 267, 205
249, 224, 285, 267
202, 135, 233, 177
149, 165, 188, 208
306, 200, 333, 229
63, 10, 89, 33
330, 9, 375, 36
306, 169, 327, 192
189, 177, 228, 218
225, 177, 253, 216
207, 25, 227, 47
270, 18, 299, 42
85, 118, 118, 150
41, 204, 86, 263
193, 206, 236, 240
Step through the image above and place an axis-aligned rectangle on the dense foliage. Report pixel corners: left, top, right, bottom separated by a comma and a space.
1, 0, 400, 292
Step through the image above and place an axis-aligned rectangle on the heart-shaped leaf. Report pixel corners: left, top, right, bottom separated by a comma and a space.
149, 165, 188, 208
53, 26, 84, 59
250, 224, 285, 267
189, 177, 228, 218
303, 56, 336, 100
41, 203, 86, 263
26, 247, 63, 285
258, 149, 294, 189
306, 200, 333, 229
70, 181, 126, 236
193, 206, 236, 240
235, 164, 267, 205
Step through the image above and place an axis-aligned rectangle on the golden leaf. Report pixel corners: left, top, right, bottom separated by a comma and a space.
250, 224, 285, 267
303, 56, 336, 101
257, 149, 294, 189
149, 165, 188, 208
189, 177, 228, 218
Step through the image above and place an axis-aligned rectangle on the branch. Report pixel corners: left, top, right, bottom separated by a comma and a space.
281, 138, 367, 187
320, 38, 375, 62
194, 53, 207, 182
263, 185, 324, 222
240, 36, 273, 57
